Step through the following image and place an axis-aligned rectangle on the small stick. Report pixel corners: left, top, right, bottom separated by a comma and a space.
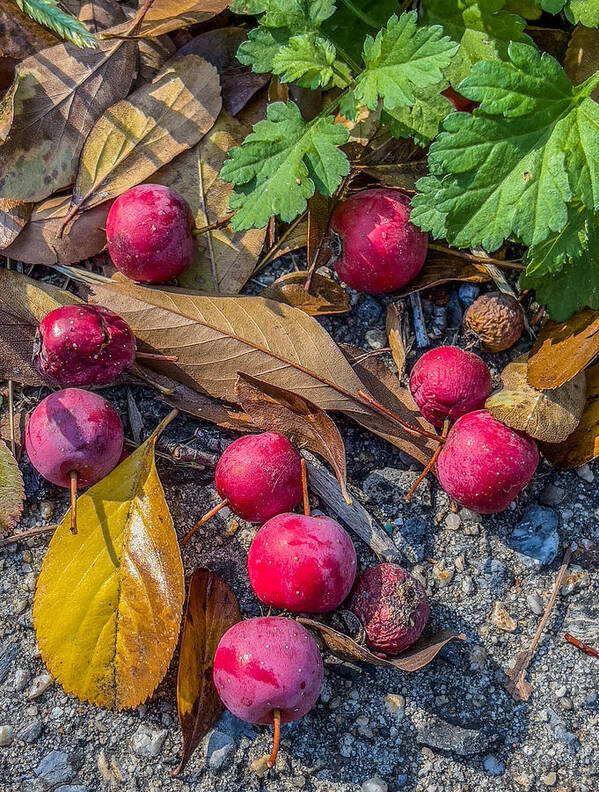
0, 524, 56, 548
301, 458, 310, 516
180, 499, 229, 546
135, 352, 179, 362
357, 390, 442, 442
7, 380, 15, 456
191, 213, 234, 235
405, 419, 449, 502
409, 293, 428, 348
565, 633, 599, 659
427, 243, 524, 271
266, 709, 281, 769
69, 471, 78, 535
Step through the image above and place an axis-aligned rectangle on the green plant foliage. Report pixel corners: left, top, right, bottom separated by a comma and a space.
383, 84, 454, 146
15, 0, 96, 48
538, 0, 599, 27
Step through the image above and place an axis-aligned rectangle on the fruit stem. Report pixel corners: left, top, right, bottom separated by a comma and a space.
136, 351, 179, 363
405, 419, 449, 503
301, 458, 310, 516
180, 499, 229, 546
69, 471, 78, 535
191, 213, 234, 235
356, 390, 443, 443
267, 709, 281, 769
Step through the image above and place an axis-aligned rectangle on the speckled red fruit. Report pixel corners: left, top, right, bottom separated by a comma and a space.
409, 346, 492, 427
329, 188, 427, 294
33, 305, 136, 388
213, 617, 323, 725
25, 388, 124, 488
348, 563, 430, 655
247, 513, 357, 612
441, 86, 477, 113
106, 184, 194, 283
436, 410, 539, 514
214, 432, 302, 523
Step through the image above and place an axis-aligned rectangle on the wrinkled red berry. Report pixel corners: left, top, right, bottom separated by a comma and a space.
25, 388, 124, 488
106, 184, 195, 283
409, 345, 492, 427
248, 513, 357, 612
349, 563, 430, 655
33, 305, 136, 388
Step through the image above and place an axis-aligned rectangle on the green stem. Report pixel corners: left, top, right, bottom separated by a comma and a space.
336, 0, 379, 28
578, 67, 599, 98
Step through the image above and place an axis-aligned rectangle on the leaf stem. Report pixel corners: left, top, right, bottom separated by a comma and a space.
301, 458, 310, 516
336, 0, 379, 28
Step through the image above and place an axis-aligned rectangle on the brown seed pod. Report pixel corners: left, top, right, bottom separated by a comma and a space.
464, 292, 525, 352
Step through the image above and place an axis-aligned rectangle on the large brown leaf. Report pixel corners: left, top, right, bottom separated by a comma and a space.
153, 112, 265, 294
0, 308, 44, 386
88, 281, 436, 464
236, 373, 350, 503
69, 55, 222, 215
298, 618, 465, 672
541, 363, 599, 469
0, 38, 137, 203
175, 569, 241, 775
527, 309, 599, 390
178, 28, 270, 117
3, 194, 111, 266
63, 0, 126, 32
260, 271, 350, 316
486, 355, 586, 443
0, 200, 32, 249
0, 1, 58, 60
103, 0, 230, 39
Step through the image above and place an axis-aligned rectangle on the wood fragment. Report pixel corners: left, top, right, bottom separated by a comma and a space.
409, 293, 428, 348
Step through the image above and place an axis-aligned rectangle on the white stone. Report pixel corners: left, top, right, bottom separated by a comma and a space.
131, 724, 168, 758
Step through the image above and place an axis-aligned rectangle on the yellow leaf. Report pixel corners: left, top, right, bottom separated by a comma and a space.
103, 0, 230, 39
0, 439, 24, 536
33, 412, 184, 709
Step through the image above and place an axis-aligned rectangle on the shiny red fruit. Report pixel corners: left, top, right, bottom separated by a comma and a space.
247, 513, 357, 612
409, 345, 492, 428
329, 188, 427, 294
213, 617, 323, 725
25, 388, 124, 488
214, 432, 302, 523
33, 305, 136, 388
106, 184, 195, 283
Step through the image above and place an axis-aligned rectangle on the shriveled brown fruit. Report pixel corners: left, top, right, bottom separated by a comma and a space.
485, 355, 586, 443
464, 292, 525, 352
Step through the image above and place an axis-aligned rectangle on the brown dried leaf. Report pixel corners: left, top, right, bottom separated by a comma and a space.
0, 1, 58, 60
70, 55, 222, 214
88, 281, 436, 465
137, 36, 177, 83
0, 308, 44, 386
485, 355, 586, 443
3, 193, 111, 266
0, 410, 27, 461
565, 25, 599, 100
156, 379, 253, 433
307, 193, 337, 270
260, 271, 350, 316
236, 373, 350, 503
386, 303, 408, 379
62, 0, 126, 32
175, 568, 241, 775
356, 161, 429, 191
393, 254, 490, 298
0, 201, 32, 249
0, 38, 137, 203
104, 0, 229, 39
178, 28, 270, 117
154, 112, 265, 294
0, 268, 78, 324
0, 439, 24, 537
298, 618, 465, 672
540, 363, 599, 469
527, 308, 599, 390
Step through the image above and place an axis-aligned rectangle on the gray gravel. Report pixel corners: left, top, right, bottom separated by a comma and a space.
1, 274, 598, 792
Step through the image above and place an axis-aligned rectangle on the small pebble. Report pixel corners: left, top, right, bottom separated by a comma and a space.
576, 464, 594, 483
432, 560, 454, 587
483, 755, 505, 775
445, 513, 461, 531
490, 601, 517, 632
0, 725, 14, 747
361, 776, 388, 792
39, 500, 55, 521
527, 593, 544, 616
365, 329, 387, 350
542, 770, 557, 786
13, 668, 30, 691
27, 672, 53, 700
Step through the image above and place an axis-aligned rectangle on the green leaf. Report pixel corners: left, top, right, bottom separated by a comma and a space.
221, 101, 350, 230
352, 12, 458, 112
271, 34, 352, 88
15, 0, 96, 48
322, 0, 399, 64
411, 43, 599, 251
538, 0, 599, 27
421, 0, 531, 86
383, 83, 454, 146
523, 201, 588, 278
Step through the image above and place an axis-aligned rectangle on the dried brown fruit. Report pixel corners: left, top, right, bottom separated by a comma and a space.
464, 292, 525, 352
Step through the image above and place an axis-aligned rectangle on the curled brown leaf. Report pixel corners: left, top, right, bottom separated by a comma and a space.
261, 271, 350, 316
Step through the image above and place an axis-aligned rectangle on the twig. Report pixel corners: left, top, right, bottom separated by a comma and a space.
564, 633, 599, 659
405, 419, 448, 502
197, 152, 218, 292
409, 293, 428, 348
253, 211, 307, 275
0, 524, 57, 548
504, 544, 574, 701
428, 243, 524, 271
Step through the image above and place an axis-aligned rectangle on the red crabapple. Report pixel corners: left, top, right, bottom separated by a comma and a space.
247, 513, 357, 612
435, 410, 539, 514
106, 184, 195, 283
329, 188, 428, 294
33, 305, 136, 388
348, 563, 430, 656
409, 346, 492, 428
213, 616, 323, 767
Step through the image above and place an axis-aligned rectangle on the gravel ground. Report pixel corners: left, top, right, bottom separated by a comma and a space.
1, 266, 598, 792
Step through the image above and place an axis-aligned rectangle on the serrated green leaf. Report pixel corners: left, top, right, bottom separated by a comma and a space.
221, 101, 350, 230
384, 83, 454, 146
322, 0, 398, 64
523, 202, 588, 277
352, 13, 458, 112
236, 27, 286, 73
410, 175, 448, 238
271, 34, 351, 88
421, 0, 531, 86
411, 43, 599, 250
539, 0, 599, 27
